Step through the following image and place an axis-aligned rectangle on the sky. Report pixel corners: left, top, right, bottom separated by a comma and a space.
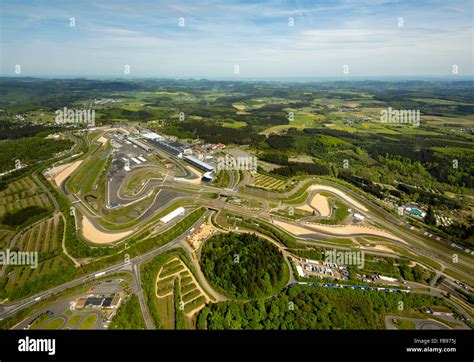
0, 0, 473, 78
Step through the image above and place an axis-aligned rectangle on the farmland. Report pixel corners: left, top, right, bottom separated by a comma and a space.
1, 0, 474, 349
154, 255, 210, 328
247, 172, 287, 191
0, 176, 53, 219
0, 214, 72, 298
0, 77, 472, 337
141, 250, 211, 330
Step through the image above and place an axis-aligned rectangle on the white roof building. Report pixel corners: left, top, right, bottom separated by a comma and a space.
160, 207, 185, 223
379, 275, 398, 283
354, 213, 365, 221
142, 132, 163, 140
296, 265, 305, 278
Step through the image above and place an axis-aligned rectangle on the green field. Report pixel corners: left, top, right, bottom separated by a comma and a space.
0, 76, 472, 333
221, 121, 247, 128
78, 314, 99, 329
0, 215, 71, 298
0, 176, 53, 219
141, 249, 211, 330
248, 173, 286, 190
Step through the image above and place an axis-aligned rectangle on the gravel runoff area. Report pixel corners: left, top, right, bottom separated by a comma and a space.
81, 214, 133, 244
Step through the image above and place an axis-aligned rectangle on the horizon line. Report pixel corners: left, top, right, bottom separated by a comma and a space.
1, 75, 474, 82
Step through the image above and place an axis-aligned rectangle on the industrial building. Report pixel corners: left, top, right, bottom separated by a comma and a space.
75, 294, 121, 309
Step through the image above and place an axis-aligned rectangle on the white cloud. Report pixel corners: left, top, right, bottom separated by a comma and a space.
1, 0, 472, 77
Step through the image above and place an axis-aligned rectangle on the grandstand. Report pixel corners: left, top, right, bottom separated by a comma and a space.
183, 156, 214, 172
147, 139, 187, 157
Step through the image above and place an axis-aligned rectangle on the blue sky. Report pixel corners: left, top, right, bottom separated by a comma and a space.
1, 0, 472, 78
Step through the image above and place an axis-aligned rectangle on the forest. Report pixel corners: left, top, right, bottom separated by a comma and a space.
109, 295, 146, 330
1, 206, 50, 228
200, 233, 287, 298
2, 77, 472, 246
197, 284, 443, 330
0, 136, 73, 173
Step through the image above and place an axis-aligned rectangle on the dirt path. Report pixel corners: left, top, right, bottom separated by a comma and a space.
179, 240, 228, 303
154, 256, 212, 318
59, 213, 81, 267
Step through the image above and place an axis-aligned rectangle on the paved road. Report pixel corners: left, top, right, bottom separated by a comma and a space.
0, 213, 208, 322
6, 133, 471, 328
32, 172, 60, 211
179, 240, 228, 302
233, 178, 474, 283
198, 196, 473, 284
132, 263, 154, 329
151, 177, 471, 274
385, 315, 450, 330
72, 168, 474, 322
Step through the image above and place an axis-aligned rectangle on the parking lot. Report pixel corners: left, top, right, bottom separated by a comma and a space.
14, 279, 128, 330
293, 257, 348, 280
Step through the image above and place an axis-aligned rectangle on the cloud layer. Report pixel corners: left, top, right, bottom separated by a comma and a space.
1, 0, 472, 77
